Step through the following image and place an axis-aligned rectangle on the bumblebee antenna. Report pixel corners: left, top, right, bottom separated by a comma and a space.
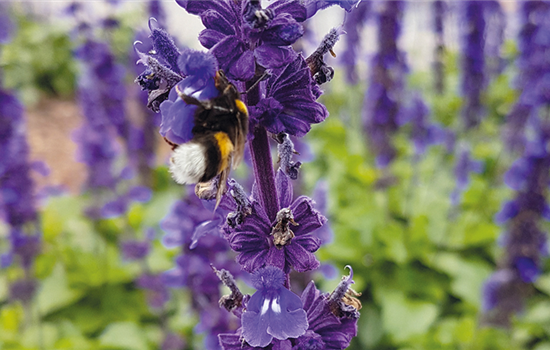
240, 71, 270, 95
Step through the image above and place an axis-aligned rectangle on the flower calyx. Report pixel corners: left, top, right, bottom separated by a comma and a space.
328, 265, 362, 319
212, 265, 244, 312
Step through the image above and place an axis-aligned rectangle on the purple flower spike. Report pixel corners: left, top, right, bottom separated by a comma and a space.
515, 257, 539, 283
121, 240, 150, 261
0, 3, 15, 44
241, 266, 308, 347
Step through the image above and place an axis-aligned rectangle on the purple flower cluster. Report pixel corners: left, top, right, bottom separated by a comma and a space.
0, 89, 40, 302
503, 2, 550, 152
483, 125, 550, 326
483, 3, 550, 326
362, 0, 407, 168
340, 0, 370, 84
73, 38, 125, 194
134, 0, 362, 348
161, 190, 242, 349
461, 1, 502, 129
433, 1, 446, 94
451, 145, 483, 205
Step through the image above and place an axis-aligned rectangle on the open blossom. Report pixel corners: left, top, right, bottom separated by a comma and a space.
224, 170, 325, 274
241, 266, 309, 347
249, 56, 328, 137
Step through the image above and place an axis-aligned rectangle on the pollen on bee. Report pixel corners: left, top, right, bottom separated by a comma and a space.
235, 99, 248, 115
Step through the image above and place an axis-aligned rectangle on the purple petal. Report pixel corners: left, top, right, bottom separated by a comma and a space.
285, 242, 320, 272
228, 50, 256, 81
255, 44, 298, 69
128, 186, 152, 203
199, 29, 226, 49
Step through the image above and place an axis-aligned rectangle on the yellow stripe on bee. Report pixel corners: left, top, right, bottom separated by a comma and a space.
214, 132, 234, 173
235, 99, 248, 115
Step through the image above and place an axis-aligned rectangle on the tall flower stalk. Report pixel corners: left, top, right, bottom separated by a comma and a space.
483, 2, 550, 327
0, 8, 41, 316
135, 0, 362, 348
362, 0, 407, 168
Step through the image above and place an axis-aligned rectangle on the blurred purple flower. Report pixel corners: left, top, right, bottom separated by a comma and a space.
340, 0, 370, 84
362, 0, 407, 167
461, 1, 487, 129
121, 240, 151, 261
0, 3, 15, 44
0, 91, 37, 227
137, 273, 171, 309
484, 125, 550, 326
433, 1, 446, 93
504, 2, 550, 152
402, 96, 446, 155
160, 192, 241, 349
451, 146, 483, 204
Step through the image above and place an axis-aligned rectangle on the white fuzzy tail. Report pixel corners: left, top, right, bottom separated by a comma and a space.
169, 143, 207, 184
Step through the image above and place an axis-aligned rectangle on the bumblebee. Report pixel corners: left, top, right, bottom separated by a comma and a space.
166, 70, 248, 207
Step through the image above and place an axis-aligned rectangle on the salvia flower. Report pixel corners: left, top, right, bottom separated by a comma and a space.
341, 0, 370, 84
0, 91, 37, 227
158, 49, 218, 144
218, 266, 360, 350
177, 0, 306, 80
433, 0, 446, 94
451, 145, 483, 205
0, 88, 40, 304
241, 266, 309, 347
461, 1, 487, 129
160, 192, 241, 349
362, 0, 407, 167
224, 170, 325, 274
503, 2, 550, 152
401, 95, 446, 155
484, 124, 550, 326
250, 55, 328, 137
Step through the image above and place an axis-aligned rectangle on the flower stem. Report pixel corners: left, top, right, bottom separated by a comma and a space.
246, 79, 278, 221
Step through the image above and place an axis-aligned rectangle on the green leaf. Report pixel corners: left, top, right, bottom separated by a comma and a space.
535, 274, 550, 296
99, 322, 149, 350
36, 263, 83, 315
431, 253, 492, 307
21, 322, 58, 349
377, 289, 438, 343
